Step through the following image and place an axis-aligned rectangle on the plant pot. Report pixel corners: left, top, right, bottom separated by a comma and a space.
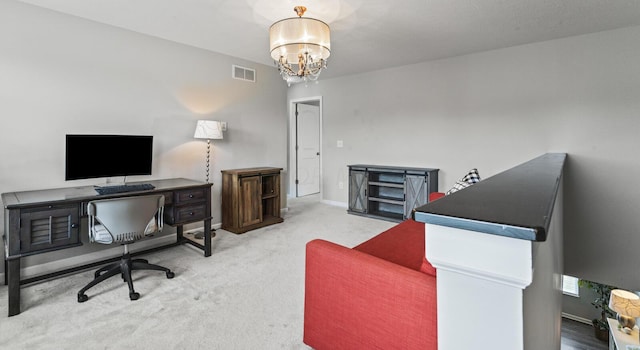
592, 320, 609, 342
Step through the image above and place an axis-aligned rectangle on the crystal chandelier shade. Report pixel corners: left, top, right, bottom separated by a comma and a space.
269, 6, 331, 83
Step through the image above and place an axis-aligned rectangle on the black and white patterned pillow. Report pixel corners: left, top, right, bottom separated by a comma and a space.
461, 168, 481, 184
446, 168, 481, 195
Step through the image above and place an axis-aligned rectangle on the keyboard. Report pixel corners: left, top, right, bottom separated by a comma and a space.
95, 183, 155, 195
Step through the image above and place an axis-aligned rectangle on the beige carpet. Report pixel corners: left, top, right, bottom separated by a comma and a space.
0, 195, 395, 349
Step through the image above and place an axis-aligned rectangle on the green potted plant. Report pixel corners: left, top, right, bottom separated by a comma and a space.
578, 279, 617, 341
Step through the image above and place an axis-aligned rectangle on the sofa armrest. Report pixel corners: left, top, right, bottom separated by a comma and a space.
430, 192, 446, 201
304, 239, 437, 350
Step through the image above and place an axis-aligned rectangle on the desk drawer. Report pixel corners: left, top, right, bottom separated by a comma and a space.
175, 189, 206, 204
171, 204, 207, 224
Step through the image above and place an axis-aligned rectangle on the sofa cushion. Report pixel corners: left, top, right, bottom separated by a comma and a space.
353, 219, 436, 276
420, 257, 437, 276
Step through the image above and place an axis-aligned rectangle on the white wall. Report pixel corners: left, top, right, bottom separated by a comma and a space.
288, 25, 640, 290
0, 2, 288, 271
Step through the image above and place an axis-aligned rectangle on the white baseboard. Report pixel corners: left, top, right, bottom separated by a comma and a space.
321, 199, 348, 208
562, 312, 592, 324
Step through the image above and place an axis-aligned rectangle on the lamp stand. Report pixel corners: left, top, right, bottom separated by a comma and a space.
194, 139, 216, 240
204, 139, 211, 183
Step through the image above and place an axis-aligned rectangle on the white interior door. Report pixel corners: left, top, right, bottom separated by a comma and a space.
296, 103, 320, 197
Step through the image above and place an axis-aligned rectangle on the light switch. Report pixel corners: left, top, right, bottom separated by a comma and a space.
337, 140, 343, 148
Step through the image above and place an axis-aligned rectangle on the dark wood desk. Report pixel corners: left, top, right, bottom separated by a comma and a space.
2, 178, 212, 317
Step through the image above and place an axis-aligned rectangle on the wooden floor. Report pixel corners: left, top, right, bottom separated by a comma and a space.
562, 318, 608, 350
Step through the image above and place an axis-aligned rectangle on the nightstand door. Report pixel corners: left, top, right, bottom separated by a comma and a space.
239, 175, 262, 227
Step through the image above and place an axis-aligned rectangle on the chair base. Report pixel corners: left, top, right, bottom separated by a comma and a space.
77, 252, 174, 303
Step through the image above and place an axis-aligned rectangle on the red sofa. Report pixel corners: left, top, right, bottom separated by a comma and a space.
303, 196, 443, 350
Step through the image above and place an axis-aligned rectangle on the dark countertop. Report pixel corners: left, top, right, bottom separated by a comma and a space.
413, 153, 566, 241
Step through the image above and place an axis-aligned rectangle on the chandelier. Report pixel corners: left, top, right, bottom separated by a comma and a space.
269, 6, 331, 84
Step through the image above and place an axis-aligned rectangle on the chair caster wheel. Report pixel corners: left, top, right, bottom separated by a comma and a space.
129, 292, 140, 300
166, 271, 175, 279
78, 294, 89, 303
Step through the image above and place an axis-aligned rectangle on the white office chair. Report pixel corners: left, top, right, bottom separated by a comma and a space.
77, 194, 175, 303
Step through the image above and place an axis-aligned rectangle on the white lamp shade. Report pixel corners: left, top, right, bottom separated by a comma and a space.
609, 289, 640, 317
194, 120, 223, 140
269, 16, 330, 63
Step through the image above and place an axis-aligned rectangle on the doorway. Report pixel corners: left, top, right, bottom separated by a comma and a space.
290, 97, 322, 198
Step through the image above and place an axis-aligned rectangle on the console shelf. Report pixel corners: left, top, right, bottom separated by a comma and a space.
368, 181, 404, 188
348, 165, 439, 222
368, 196, 404, 205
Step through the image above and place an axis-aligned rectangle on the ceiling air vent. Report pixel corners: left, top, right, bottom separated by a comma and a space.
232, 65, 256, 82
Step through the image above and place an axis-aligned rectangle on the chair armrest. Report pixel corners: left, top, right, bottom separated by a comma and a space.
304, 239, 437, 350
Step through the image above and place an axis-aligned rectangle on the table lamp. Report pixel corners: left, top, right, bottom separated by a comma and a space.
193, 120, 223, 239
609, 289, 640, 332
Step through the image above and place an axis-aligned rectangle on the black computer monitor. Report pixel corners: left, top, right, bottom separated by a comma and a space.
65, 134, 153, 181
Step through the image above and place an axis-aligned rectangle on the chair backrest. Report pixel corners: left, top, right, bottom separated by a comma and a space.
87, 194, 165, 244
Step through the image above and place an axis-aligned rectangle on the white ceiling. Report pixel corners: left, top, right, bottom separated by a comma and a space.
18, 0, 640, 79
